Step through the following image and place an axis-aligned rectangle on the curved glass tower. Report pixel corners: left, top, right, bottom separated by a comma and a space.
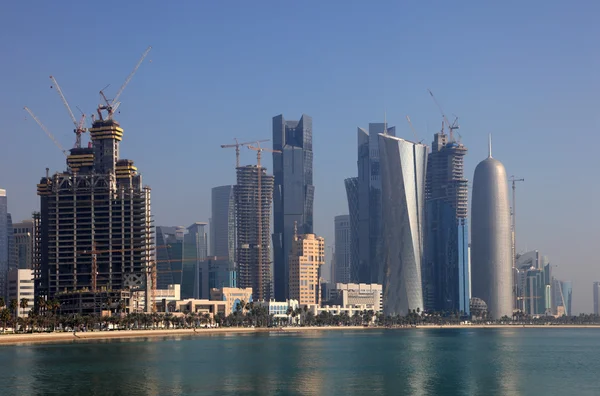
379, 134, 427, 316
471, 137, 512, 319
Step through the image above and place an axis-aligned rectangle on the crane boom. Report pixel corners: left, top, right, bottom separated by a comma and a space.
112, 46, 152, 106
427, 89, 459, 141
49, 75, 77, 126
221, 138, 270, 168
24, 106, 68, 156
406, 115, 419, 142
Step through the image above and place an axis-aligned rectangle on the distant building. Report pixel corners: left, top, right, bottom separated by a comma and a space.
594, 282, 600, 315
211, 185, 235, 262
330, 283, 383, 313
552, 279, 573, 316
334, 215, 351, 284
0, 189, 7, 299
423, 131, 470, 315
131, 284, 181, 313
12, 220, 34, 270
357, 123, 396, 285
257, 299, 299, 323
379, 133, 427, 316
8, 269, 34, 317
343, 177, 360, 282
170, 299, 227, 318
471, 137, 512, 320
210, 287, 253, 315
272, 114, 314, 301
235, 165, 274, 301
288, 233, 325, 306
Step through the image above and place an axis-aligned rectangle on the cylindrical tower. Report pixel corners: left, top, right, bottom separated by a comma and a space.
471, 140, 512, 320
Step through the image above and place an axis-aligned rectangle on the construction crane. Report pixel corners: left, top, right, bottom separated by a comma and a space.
427, 89, 460, 142
49, 75, 87, 148
247, 143, 281, 300
509, 176, 525, 270
24, 106, 68, 156
405, 115, 423, 143
221, 138, 270, 168
98, 45, 152, 120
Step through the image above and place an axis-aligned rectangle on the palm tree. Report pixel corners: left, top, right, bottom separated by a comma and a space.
9, 299, 18, 320
36, 296, 46, 314
20, 298, 29, 318
0, 308, 10, 332
0, 297, 5, 311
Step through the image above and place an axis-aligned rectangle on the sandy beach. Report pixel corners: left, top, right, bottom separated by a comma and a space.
1, 324, 599, 346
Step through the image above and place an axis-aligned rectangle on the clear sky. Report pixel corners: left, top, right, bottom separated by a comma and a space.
1, 1, 598, 313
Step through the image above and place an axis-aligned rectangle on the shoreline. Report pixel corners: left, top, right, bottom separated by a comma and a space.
1, 324, 600, 346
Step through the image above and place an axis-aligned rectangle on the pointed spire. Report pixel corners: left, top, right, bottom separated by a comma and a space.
488, 134, 493, 158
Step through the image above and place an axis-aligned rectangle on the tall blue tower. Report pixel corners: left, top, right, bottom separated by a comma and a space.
423, 131, 470, 315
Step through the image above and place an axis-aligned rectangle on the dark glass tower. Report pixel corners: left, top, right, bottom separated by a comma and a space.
423, 131, 470, 315
272, 114, 314, 301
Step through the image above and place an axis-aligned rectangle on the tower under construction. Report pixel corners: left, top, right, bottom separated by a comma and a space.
36, 117, 154, 314
235, 165, 274, 301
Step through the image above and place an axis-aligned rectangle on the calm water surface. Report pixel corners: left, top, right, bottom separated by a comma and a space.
1, 328, 599, 395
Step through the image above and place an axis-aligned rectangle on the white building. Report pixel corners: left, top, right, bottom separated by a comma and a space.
330, 283, 382, 313
257, 299, 299, 321
131, 284, 181, 313
8, 269, 34, 317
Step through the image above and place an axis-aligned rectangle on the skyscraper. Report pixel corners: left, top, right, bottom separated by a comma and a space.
13, 220, 34, 270
423, 130, 470, 315
379, 133, 427, 316
211, 185, 236, 262
236, 165, 274, 301
288, 233, 325, 305
272, 114, 314, 301
344, 177, 360, 282
471, 137, 512, 320
37, 117, 153, 313
357, 123, 397, 285
0, 189, 7, 299
593, 282, 600, 315
334, 215, 351, 284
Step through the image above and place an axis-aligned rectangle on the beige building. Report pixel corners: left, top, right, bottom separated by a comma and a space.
169, 299, 227, 317
210, 287, 253, 314
131, 284, 181, 313
331, 283, 383, 312
8, 269, 34, 317
289, 233, 325, 305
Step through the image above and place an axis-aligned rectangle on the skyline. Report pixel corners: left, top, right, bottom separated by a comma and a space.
0, 1, 598, 312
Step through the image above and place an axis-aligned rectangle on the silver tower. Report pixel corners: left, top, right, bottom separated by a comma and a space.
379, 133, 428, 316
471, 136, 513, 319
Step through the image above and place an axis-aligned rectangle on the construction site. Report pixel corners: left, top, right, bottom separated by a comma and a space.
31, 47, 156, 314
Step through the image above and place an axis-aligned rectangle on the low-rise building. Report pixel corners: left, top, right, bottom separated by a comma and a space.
131, 284, 181, 313
307, 304, 376, 320
169, 299, 227, 317
8, 269, 35, 317
330, 283, 382, 312
210, 287, 253, 314
257, 299, 299, 322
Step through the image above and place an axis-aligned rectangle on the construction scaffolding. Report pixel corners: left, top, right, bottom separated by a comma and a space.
234, 165, 274, 301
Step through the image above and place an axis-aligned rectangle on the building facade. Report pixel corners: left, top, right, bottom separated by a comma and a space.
357, 123, 396, 285
379, 134, 427, 316
288, 233, 325, 306
8, 269, 34, 317
423, 131, 470, 315
272, 114, 314, 301
235, 165, 274, 301
36, 117, 154, 314
0, 189, 7, 299
13, 220, 34, 270
593, 282, 600, 315
471, 138, 513, 320
211, 185, 235, 262
210, 287, 253, 315
330, 283, 383, 312
343, 177, 360, 282
334, 215, 351, 284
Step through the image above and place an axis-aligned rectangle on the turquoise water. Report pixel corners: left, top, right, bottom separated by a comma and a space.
0, 328, 599, 395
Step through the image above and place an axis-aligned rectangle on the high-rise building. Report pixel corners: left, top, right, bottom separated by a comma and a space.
378, 133, 427, 316
0, 189, 7, 299
272, 114, 314, 301
211, 185, 235, 262
593, 282, 600, 315
343, 177, 360, 282
334, 215, 351, 284
524, 268, 545, 315
235, 165, 274, 301
288, 233, 325, 306
561, 280, 572, 316
36, 117, 154, 314
471, 137, 513, 320
357, 123, 396, 285
13, 220, 34, 270
423, 130, 470, 315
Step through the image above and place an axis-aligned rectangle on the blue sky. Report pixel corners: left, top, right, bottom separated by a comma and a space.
1, 1, 598, 312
